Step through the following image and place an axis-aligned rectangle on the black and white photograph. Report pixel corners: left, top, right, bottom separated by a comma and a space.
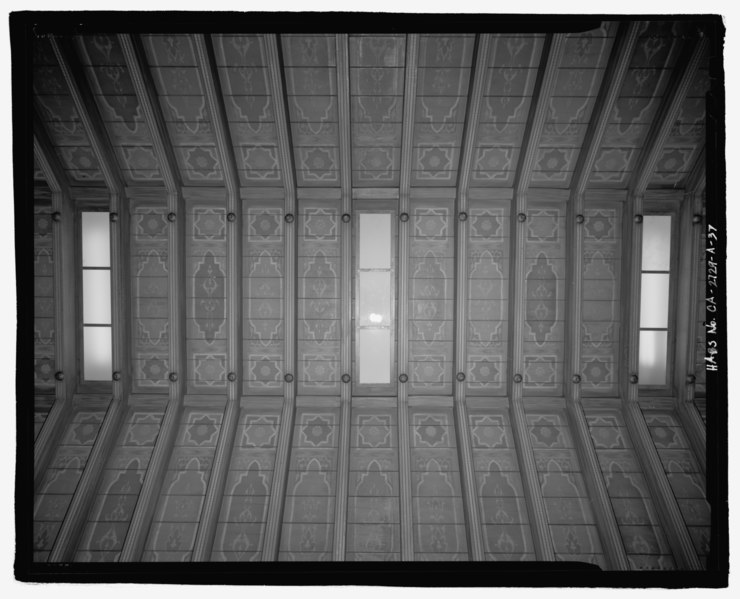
8, 5, 729, 589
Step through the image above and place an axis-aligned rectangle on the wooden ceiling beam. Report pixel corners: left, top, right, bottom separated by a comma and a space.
50, 37, 125, 197
453, 33, 491, 563
119, 34, 181, 194
261, 33, 297, 561
333, 32, 352, 562
572, 22, 641, 196
515, 33, 567, 196
396, 33, 418, 563
631, 35, 708, 196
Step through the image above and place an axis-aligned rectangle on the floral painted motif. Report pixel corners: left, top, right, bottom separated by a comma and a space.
414, 415, 448, 448
300, 415, 334, 447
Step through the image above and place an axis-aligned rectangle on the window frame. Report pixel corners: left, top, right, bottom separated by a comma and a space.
352, 200, 398, 396
638, 199, 681, 396
75, 202, 114, 392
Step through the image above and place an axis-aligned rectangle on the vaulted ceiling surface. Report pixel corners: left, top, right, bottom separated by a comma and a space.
32, 23, 708, 194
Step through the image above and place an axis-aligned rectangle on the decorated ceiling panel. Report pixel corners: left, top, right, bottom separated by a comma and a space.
588, 21, 689, 188
649, 51, 709, 188
34, 24, 709, 196
243, 197, 285, 394
34, 206, 56, 394
349, 35, 406, 187
531, 24, 616, 188
186, 201, 228, 393
213, 34, 284, 187
131, 201, 171, 392
33, 37, 104, 184
143, 34, 224, 184
412, 35, 474, 187
77, 35, 164, 185
282, 35, 341, 187
28, 19, 717, 571
522, 202, 567, 396
470, 34, 545, 187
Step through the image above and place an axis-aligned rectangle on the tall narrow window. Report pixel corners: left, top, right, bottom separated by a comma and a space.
356, 212, 394, 387
81, 211, 112, 381
638, 215, 672, 386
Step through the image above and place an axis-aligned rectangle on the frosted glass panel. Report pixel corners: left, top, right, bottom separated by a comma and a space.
642, 215, 671, 271
83, 269, 112, 324
84, 326, 112, 381
82, 212, 110, 267
359, 213, 391, 269
639, 330, 667, 385
359, 271, 391, 327
640, 273, 669, 328
359, 328, 390, 384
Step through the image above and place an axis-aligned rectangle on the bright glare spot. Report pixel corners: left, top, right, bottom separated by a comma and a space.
369, 313, 383, 324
